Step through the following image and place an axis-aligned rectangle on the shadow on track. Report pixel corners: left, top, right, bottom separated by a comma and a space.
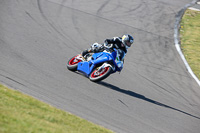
97, 81, 200, 120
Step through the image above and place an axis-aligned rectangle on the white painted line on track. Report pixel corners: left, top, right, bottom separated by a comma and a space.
175, 43, 200, 86
174, 0, 200, 86
188, 7, 200, 11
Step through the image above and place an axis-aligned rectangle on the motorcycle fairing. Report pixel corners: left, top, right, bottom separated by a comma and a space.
77, 61, 91, 76
77, 52, 113, 76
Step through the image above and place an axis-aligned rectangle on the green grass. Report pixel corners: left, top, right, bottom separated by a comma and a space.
0, 84, 113, 133
180, 9, 200, 79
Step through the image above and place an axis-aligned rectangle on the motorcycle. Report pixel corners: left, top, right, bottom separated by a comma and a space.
67, 46, 123, 82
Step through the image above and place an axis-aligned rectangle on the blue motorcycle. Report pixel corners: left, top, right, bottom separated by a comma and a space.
67, 48, 123, 82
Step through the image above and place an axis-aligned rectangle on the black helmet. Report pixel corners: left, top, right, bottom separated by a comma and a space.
122, 34, 134, 48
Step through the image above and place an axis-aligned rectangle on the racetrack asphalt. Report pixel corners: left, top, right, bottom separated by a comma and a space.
0, 0, 200, 133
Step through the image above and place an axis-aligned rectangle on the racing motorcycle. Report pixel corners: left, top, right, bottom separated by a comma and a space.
67, 43, 124, 82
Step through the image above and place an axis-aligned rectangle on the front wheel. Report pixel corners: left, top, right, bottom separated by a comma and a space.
89, 66, 112, 82
67, 55, 83, 71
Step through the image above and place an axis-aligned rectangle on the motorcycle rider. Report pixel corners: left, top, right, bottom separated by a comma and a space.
82, 34, 134, 69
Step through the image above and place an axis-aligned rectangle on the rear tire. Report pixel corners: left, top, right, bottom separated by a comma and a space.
89, 66, 112, 82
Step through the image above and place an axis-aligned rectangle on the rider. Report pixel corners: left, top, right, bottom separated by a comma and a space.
82, 34, 134, 68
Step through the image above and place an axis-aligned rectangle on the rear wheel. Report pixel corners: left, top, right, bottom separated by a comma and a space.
67, 55, 82, 71
89, 66, 112, 82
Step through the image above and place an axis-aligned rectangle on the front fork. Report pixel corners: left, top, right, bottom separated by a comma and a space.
75, 54, 85, 61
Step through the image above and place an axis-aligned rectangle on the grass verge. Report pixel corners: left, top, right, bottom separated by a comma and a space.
180, 9, 200, 79
0, 84, 113, 133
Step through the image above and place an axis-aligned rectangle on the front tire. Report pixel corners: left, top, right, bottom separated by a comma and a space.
89, 66, 112, 82
67, 55, 82, 71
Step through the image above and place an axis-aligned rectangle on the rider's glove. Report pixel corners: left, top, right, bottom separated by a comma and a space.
91, 43, 100, 49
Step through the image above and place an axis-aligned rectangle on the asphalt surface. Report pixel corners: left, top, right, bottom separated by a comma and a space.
0, 0, 200, 133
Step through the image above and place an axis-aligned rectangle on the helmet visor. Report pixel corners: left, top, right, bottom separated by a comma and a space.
126, 41, 132, 47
